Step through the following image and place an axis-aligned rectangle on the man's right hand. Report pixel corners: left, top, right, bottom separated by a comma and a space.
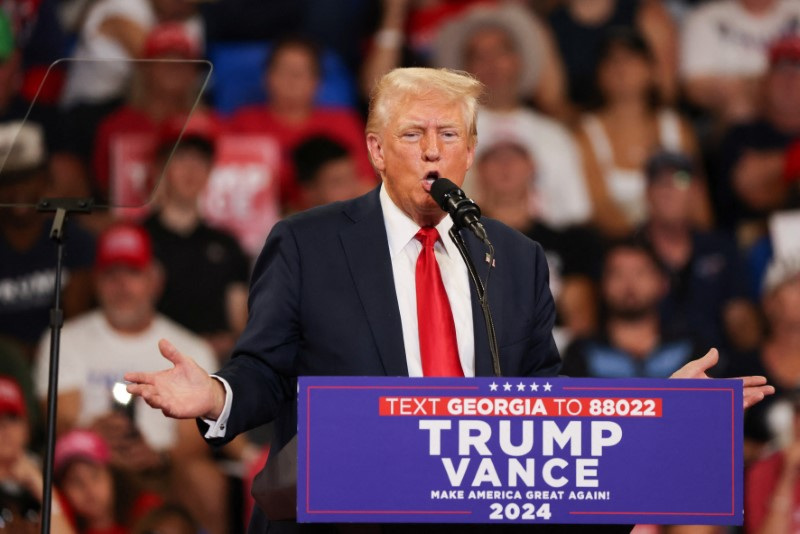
125, 338, 226, 420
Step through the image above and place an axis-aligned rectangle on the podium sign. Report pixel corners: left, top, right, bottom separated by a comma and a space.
297, 377, 742, 525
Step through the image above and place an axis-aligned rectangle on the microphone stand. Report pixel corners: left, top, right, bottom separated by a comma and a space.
36, 197, 93, 534
447, 227, 501, 377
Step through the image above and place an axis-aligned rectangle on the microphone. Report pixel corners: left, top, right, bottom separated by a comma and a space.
429, 178, 490, 245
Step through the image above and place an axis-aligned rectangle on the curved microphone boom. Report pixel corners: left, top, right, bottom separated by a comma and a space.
429, 178, 490, 245
429, 177, 501, 376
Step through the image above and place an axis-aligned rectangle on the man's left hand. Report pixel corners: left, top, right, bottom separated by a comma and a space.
671, 348, 775, 409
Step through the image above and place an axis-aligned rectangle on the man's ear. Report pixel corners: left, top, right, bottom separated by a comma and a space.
465, 139, 476, 171
366, 133, 386, 173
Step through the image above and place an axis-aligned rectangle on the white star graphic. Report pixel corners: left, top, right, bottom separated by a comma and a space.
489, 382, 498, 392
529, 383, 539, 392
503, 382, 512, 392
516, 382, 526, 392
543, 382, 553, 392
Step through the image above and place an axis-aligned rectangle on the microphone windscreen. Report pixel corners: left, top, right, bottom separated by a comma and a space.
429, 177, 459, 210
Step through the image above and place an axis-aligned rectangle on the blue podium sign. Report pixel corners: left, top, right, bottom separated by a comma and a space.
297, 377, 742, 525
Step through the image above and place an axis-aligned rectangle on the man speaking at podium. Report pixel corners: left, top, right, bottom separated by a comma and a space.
126, 68, 772, 533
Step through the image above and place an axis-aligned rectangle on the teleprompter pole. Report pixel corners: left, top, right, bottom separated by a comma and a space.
36, 198, 93, 534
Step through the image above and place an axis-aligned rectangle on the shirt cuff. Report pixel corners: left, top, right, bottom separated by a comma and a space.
202, 375, 232, 439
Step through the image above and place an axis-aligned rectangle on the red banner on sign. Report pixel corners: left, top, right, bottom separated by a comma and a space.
378, 397, 663, 417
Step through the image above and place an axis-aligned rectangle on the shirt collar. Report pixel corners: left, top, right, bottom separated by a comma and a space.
379, 183, 458, 258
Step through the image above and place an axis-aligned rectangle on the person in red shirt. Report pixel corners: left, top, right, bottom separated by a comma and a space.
744, 259, 800, 533
746, 391, 800, 533
91, 23, 215, 202
228, 35, 375, 211
291, 134, 371, 209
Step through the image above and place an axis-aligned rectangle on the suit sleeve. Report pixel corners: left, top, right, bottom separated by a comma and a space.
203, 220, 302, 445
525, 241, 562, 377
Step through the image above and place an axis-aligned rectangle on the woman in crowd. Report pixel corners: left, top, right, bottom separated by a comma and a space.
54, 430, 162, 534
575, 27, 711, 237
548, 0, 677, 115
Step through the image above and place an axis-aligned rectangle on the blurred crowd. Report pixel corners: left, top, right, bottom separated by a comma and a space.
1, 0, 800, 532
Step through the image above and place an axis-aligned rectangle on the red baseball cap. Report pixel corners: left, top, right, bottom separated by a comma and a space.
54, 430, 111, 477
0, 376, 25, 417
770, 35, 800, 65
142, 23, 200, 60
95, 223, 153, 272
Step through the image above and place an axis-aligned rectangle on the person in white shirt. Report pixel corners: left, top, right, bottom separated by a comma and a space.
680, 0, 800, 125
61, 0, 204, 109
433, 4, 592, 229
33, 222, 226, 534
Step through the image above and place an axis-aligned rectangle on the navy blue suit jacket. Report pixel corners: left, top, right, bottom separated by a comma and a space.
210, 187, 561, 450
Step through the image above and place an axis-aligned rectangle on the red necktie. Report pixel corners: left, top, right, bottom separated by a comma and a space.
415, 227, 463, 377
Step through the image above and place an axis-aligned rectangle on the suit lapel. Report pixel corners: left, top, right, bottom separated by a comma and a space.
339, 189, 409, 376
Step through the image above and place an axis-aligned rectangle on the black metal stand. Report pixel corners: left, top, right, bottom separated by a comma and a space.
36, 198, 93, 534
448, 227, 501, 377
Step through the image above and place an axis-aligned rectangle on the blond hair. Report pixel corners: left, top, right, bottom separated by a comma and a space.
366, 67, 484, 146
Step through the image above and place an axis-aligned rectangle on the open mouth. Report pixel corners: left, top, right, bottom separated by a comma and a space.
422, 171, 440, 191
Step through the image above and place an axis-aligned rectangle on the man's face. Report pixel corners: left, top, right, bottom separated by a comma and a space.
162, 146, 212, 205
302, 156, 364, 208
144, 59, 199, 99
367, 93, 475, 226
602, 248, 665, 319
266, 46, 319, 111
476, 143, 534, 198
646, 169, 694, 226
465, 27, 520, 96
95, 265, 160, 332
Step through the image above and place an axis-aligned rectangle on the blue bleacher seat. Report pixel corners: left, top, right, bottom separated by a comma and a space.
207, 42, 358, 115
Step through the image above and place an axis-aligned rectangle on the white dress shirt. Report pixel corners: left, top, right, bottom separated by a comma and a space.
204, 184, 476, 438
379, 184, 475, 377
